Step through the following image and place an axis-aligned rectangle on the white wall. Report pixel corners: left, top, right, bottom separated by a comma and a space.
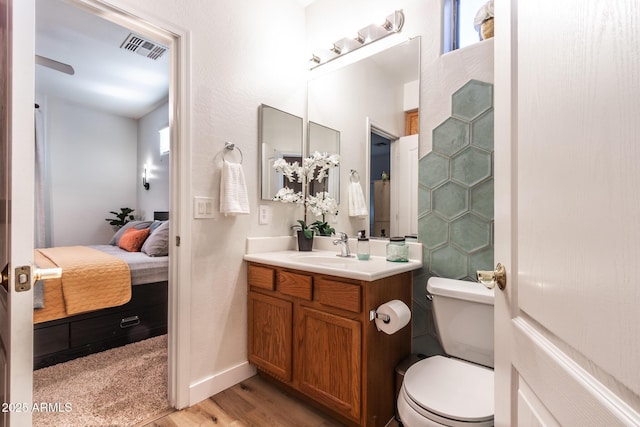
105, 0, 308, 405
45, 96, 137, 246
137, 101, 170, 219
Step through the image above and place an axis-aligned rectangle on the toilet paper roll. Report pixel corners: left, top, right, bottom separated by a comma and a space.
375, 299, 411, 334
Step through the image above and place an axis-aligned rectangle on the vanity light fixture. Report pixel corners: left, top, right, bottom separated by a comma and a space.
142, 165, 150, 190
310, 10, 405, 69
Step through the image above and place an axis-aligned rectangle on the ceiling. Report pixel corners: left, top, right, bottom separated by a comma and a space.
35, 0, 170, 119
35, 0, 407, 121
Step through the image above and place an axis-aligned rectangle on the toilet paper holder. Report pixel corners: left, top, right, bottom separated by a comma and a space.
369, 309, 391, 323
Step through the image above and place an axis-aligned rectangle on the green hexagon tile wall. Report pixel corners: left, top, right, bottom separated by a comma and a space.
420, 80, 494, 281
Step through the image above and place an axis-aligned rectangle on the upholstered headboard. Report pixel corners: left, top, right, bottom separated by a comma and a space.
154, 211, 169, 221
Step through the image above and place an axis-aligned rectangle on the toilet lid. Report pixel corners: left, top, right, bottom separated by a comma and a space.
403, 355, 494, 423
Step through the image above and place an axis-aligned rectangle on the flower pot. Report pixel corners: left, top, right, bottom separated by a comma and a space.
297, 230, 314, 252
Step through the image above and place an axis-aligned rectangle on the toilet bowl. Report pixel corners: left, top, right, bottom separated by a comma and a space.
398, 355, 493, 426
397, 277, 495, 427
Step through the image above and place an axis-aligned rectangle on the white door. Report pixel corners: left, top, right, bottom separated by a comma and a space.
494, 0, 640, 425
1, 0, 36, 426
390, 134, 418, 237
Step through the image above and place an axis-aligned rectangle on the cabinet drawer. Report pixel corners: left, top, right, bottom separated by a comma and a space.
248, 264, 276, 291
70, 305, 166, 347
314, 277, 361, 313
279, 271, 313, 300
34, 324, 69, 357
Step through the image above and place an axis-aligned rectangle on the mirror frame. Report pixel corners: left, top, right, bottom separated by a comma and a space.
259, 104, 304, 201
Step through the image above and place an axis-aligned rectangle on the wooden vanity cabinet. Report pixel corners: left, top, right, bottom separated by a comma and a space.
297, 305, 362, 421
247, 292, 292, 381
247, 262, 412, 427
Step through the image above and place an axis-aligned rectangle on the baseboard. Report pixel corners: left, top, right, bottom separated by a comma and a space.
189, 361, 257, 406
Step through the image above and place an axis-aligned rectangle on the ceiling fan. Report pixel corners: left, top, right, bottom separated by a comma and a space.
35, 55, 75, 75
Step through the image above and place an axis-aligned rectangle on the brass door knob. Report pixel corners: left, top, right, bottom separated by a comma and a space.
476, 263, 507, 290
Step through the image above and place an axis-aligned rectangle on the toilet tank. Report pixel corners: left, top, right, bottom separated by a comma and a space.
427, 277, 494, 368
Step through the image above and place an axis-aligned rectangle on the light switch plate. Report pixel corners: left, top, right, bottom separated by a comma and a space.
259, 204, 271, 225
194, 196, 215, 219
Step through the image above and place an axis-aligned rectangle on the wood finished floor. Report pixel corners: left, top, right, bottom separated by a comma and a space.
138, 374, 401, 427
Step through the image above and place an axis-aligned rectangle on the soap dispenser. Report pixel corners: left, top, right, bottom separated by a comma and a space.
357, 230, 370, 260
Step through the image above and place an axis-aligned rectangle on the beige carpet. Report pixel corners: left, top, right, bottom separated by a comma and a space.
33, 335, 171, 427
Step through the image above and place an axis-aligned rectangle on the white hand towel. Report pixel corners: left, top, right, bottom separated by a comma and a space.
220, 160, 250, 215
348, 181, 368, 217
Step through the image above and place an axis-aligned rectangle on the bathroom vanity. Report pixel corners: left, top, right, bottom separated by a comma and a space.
244, 237, 422, 427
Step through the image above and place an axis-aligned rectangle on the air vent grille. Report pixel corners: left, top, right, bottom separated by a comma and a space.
120, 33, 167, 61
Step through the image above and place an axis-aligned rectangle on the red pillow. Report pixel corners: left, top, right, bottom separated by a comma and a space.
118, 227, 150, 252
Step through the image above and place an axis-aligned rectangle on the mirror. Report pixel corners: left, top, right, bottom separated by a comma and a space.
259, 104, 303, 200
308, 37, 421, 238
308, 121, 340, 203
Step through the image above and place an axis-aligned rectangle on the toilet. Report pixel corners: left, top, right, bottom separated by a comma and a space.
397, 277, 495, 426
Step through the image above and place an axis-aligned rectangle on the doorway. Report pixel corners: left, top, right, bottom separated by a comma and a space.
368, 125, 398, 238
33, 0, 188, 412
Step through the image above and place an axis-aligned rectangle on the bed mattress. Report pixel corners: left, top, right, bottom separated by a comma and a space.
34, 245, 168, 324
89, 245, 168, 285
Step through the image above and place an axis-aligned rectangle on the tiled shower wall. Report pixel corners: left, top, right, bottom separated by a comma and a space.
412, 80, 494, 355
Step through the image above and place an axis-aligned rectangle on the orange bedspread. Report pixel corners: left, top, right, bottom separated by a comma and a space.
34, 246, 132, 324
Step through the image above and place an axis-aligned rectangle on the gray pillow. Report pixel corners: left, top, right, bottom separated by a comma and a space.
149, 220, 165, 233
108, 220, 153, 245
141, 220, 169, 257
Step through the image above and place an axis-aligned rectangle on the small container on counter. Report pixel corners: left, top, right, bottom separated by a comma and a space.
357, 230, 370, 260
386, 236, 409, 262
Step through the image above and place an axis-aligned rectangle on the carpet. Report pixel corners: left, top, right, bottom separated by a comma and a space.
33, 335, 171, 427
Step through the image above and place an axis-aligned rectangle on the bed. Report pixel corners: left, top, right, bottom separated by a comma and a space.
33, 211, 169, 369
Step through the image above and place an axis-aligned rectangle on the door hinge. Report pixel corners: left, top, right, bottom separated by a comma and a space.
175, 235, 181, 247
15, 266, 31, 292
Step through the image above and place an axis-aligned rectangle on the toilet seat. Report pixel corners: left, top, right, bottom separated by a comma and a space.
401, 355, 494, 426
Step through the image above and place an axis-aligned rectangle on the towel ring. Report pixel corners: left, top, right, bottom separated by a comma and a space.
223, 141, 243, 164
350, 169, 360, 183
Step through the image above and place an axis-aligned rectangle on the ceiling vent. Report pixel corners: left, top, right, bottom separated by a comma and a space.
120, 33, 168, 60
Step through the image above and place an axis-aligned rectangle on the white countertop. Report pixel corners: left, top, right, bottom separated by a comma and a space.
244, 236, 423, 281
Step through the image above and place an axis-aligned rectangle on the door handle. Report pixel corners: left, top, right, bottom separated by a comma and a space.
476, 263, 507, 290
15, 265, 62, 292
33, 267, 62, 281
0, 265, 62, 292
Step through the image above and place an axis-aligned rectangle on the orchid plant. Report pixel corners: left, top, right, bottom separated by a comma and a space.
273, 151, 340, 238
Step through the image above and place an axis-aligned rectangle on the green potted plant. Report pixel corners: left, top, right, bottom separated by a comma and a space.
273, 152, 339, 251
310, 220, 335, 237
105, 207, 135, 230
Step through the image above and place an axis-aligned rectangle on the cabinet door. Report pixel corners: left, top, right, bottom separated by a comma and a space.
297, 306, 361, 422
248, 292, 292, 381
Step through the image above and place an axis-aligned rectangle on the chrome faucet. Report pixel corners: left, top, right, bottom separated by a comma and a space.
333, 232, 352, 257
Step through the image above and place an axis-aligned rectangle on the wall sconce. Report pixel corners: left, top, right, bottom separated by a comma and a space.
142, 165, 150, 190
310, 10, 405, 69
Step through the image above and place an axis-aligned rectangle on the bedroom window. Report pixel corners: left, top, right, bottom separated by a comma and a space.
159, 126, 170, 156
